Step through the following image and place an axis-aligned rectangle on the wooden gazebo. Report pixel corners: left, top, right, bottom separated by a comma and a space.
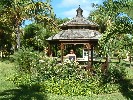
47, 6, 101, 67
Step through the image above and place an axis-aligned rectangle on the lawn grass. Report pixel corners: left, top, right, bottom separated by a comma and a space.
0, 60, 133, 100
0, 60, 16, 92
47, 93, 127, 100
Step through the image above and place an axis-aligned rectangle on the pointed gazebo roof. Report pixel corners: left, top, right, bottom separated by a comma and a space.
60, 5, 98, 27
47, 6, 101, 42
76, 5, 83, 17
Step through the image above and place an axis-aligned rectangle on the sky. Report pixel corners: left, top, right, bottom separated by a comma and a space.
24, 0, 104, 26
51, 0, 104, 19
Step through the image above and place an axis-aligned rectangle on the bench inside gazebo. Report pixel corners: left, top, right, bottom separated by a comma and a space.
46, 6, 101, 67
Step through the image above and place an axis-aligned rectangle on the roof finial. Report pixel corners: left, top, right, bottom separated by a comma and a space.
76, 5, 83, 17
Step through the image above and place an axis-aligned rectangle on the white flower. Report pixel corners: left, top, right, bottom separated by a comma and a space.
39, 60, 45, 63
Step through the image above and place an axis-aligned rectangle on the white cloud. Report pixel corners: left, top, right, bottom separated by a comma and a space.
59, 0, 102, 8
58, 0, 80, 8
58, 0, 103, 18
63, 8, 76, 19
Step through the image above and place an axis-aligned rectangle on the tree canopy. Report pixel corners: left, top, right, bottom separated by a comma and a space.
89, 0, 133, 58
0, 0, 58, 57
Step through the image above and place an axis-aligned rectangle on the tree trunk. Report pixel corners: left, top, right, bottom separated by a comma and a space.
0, 46, 2, 58
16, 26, 20, 49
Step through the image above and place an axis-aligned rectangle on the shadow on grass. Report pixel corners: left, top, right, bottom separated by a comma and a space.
118, 62, 133, 99
101, 63, 133, 100
118, 78, 133, 100
0, 85, 47, 100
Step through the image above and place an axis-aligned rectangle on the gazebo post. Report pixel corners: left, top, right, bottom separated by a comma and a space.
55, 44, 58, 57
61, 43, 64, 63
48, 43, 51, 56
87, 43, 90, 67
91, 44, 93, 66
88, 48, 90, 66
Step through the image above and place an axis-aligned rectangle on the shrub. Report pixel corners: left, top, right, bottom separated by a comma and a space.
101, 63, 127, 84
12, 47, 127, 96
41, 62, 127, 96
55, 60, 82, 79
12, 47, 58, 86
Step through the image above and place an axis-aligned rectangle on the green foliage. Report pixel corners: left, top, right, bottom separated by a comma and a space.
11, 47, 128, 96
0, 17, 14, 58
55, 60, 81, 79
12, 46, 58, 86
22, 23, 55, 50
13, 47, 39, 73
43, 78, 93, 96
121, 0, 133, 19
89, 0, 133, 58
1, 60, 133, 100
104, 63, 127, 83
41, 62, 127, 96
99, 16, 133, 57
0, 32, 13, 58
56, 18, 70, 25
0, 0, 57, 52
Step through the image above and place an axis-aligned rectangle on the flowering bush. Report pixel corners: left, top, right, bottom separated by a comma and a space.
12, 47, 127, 96
12, 47, 58, 86
42, 62, 126, 96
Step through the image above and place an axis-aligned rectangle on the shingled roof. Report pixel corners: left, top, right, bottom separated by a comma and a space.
47, 29, 101, 40
60, 17, 98, 27
47, 6, 101, 42
60, 5, 98, 27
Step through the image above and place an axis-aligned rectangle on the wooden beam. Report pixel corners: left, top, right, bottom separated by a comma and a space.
61, 43, 64, 63
91, 44, 93, 66
48, 44, 51, 56
55, 44, 58, 57
86, 43, 91, 67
